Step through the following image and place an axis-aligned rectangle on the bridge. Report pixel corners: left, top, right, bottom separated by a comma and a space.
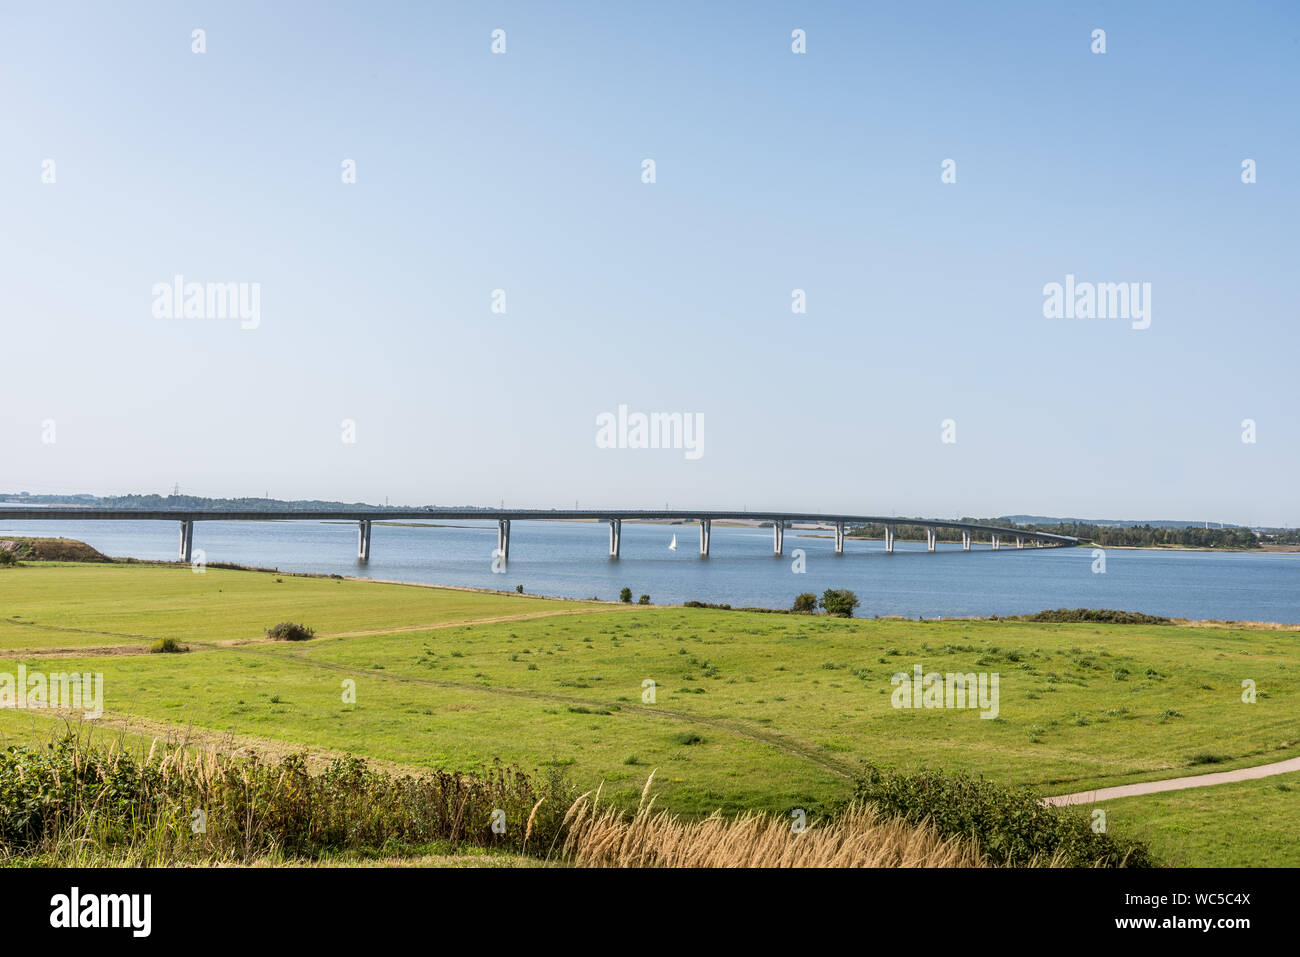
0, 508, 1079, 563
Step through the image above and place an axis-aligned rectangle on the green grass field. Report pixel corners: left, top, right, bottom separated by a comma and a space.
1, 562, 1297, 865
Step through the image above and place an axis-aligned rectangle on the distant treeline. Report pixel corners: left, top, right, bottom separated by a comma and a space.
0, 493, 491, 513
846, 521, 1021, 542
1022, 522, 1260, 549
1259, 530, 1300, 545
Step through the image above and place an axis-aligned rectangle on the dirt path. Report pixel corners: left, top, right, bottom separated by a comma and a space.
1045, 755, 1300, 805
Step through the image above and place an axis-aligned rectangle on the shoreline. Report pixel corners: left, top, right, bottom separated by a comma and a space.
11, 554, 1300, 629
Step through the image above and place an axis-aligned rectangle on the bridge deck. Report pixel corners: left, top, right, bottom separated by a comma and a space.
0, 508, 1078, 544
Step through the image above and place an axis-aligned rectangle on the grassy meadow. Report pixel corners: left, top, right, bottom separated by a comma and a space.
1, 561, 1297, 865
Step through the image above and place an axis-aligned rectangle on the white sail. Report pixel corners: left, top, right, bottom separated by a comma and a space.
669, 534, 677, 551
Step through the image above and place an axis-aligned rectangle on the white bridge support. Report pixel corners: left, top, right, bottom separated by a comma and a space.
178, 520, 194, 563
1016, 536, 1024, 549
699, 518, 711, 556
992, 534, 1000, 550
962, 530, 971, 551
772, 520, 784, 556
926, 527, 937, 552
608, 518, 622, 557
884, 525, 895, 554
357, 520, 372, 561
497, 518, 511, 563
835, 521, 845, 555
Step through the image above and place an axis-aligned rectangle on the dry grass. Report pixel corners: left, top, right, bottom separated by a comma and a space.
1170, 617, 1300, 631
559, 773, 985, 868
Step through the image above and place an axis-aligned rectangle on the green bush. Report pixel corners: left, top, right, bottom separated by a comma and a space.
638, 594, 650, 605
0, 736, 571, 862
1017, 608, 1170, 625
619, 588, 632, 603
148, 637, 188, 654
820, 589, 860, 618
266, 622, 315, 642
852, 764, 1155, 867
0, 550, 17, 567
792, 592, 818, 614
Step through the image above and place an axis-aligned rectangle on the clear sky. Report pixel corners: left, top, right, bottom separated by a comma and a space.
2, 1, 1297, 525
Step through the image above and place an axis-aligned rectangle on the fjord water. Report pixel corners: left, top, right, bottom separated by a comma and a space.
4, 518, 1299, 623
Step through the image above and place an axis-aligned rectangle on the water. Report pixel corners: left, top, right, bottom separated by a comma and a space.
3, 517, 1299, 622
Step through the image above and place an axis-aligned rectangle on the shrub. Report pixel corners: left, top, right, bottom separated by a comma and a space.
619, 588, 632, 603
820, 589, 860, 618
1017, 609, 1171, 625
0, 736, 571, 862
148, 637, 188, 654
0, 550, 18, 567
638, 594, 650, 605
792, 592, 818, 614
852, 764, 1155, 867
266, 622, 315, 642
516, 585, 524, 593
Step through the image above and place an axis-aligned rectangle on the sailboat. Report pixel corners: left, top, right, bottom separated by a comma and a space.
668, 534, 677, 551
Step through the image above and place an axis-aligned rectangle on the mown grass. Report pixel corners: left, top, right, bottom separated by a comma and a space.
0, 563, 611, 650
0, 563, 1296, 864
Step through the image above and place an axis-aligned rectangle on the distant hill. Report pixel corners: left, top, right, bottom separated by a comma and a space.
0, 492, 491, 513
998, 515, 1246, 530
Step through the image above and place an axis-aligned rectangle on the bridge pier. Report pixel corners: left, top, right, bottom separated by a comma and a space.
608, 518, 622, 557
884, 525, 895, 554
178, 521, 194, 563
357, 520, 372, 561
1016, 536, 1024, 549
497, 519, 511, 563
962, 530, 971, 551
835, 521, 845, 554
926, 527, 937, 552
772, 521, 784, 556
992, 534, 1000, 550
699, 518, 711, 556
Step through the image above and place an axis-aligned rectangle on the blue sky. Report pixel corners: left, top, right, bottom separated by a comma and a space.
2, 1, 1297, 524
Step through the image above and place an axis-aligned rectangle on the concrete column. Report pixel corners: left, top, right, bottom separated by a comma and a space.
834, 521, 845, 555
962, 530, 971, 551
608, 518, 622, 557
497, 519, 511, 562
884, 525, 895, 554
992, 534, 1000, 550
357, 520, 372, 561
699, 518, 711, 556
772, 520, 784, 556
1016, 536, 1024, 549
926, 527, 937, 552
178, 521, 194, 563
